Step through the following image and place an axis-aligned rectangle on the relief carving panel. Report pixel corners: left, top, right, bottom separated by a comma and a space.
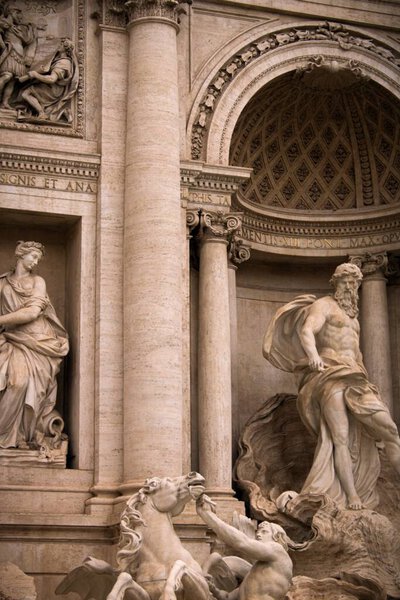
0, 0, 84, 136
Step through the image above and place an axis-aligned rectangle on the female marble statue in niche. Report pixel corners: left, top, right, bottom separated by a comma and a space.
0, 241, 69, 450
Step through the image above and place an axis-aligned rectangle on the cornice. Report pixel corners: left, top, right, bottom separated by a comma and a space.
180, 161, 252, 192
0, 152, 100, 179
241, 206, 400, 238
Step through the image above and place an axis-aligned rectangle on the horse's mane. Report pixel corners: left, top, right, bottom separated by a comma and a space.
116, 477, 163, 575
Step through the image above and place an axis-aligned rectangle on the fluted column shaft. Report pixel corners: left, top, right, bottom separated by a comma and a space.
353, 253, 393, 414
197, 212, 241, 496
122, 4, 183, 492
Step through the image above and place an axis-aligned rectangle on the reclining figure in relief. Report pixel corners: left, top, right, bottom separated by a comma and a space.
55, 473, 295, 600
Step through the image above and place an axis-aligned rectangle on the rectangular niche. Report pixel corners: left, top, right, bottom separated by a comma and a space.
0, 208, 82, 469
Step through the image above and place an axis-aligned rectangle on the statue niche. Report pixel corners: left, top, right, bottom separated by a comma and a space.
0, 241, 69, 466
0, 3, 78, 125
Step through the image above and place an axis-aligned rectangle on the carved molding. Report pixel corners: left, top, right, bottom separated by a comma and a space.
238, 200, 400, 253
191, 21, 400, 160
0, 0, 85, 137
0, 152, 99, 179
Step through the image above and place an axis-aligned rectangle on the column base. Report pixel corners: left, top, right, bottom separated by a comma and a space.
85, 484, 120, 515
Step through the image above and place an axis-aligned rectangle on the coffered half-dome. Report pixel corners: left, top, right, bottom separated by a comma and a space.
230, 69, 400, 211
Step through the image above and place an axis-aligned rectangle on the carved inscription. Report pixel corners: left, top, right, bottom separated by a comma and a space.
188, 191, 230, 207
0, 171, 97, 194
242, 228, 400, 250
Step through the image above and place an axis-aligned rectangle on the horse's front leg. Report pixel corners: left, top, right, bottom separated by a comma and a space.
159, 560, 210, 600
106, 572, 151, 600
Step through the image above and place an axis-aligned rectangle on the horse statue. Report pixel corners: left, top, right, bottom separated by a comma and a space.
55, 472, 211, 600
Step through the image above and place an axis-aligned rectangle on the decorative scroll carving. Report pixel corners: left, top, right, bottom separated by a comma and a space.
350, 252, 389, 276
228, 237, 251, 267
191, 21, 400, 160
198, 210, 242, 241
0, 0, 85, 136
295, 55, 369, 84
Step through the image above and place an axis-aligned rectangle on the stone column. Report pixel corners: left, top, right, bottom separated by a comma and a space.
351, 252, 394, 414
121, 0, 183, 497
196, 211, 242, 500
228, 238, 251, 463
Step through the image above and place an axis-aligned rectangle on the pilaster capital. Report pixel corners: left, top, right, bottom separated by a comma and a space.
198, 210, 243, 244
228, 237, 251, 268
125, 0, 189, 25
95, 1, 128, 29
349, 252, 389, 278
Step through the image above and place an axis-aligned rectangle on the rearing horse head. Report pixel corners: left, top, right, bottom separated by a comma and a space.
117, 472, 205, 575
144, 471, 205, 516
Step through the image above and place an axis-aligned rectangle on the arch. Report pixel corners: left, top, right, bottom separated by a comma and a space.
187, 21, 400, 165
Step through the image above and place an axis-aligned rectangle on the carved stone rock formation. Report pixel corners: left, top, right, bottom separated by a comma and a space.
0, 562, 37, 600
235, 394, 400, 598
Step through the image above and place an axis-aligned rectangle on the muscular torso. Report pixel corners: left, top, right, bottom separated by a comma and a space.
240, 554, 292, 600
311, 297, 361, 364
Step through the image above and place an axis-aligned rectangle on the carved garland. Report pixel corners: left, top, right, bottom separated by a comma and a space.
191, 21, 400, 160
0, 0, 86, 138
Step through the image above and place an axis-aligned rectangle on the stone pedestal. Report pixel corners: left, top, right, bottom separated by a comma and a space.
351, 253, 394, 414
122, 0, 183, 496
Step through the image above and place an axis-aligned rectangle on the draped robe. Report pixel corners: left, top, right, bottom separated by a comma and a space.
0, 273, 69, 448
263, 295, 390, 508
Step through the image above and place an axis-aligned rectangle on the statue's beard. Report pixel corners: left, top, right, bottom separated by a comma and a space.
334, 289, 359, 318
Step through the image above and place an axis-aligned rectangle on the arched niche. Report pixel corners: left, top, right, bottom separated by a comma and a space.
187, 21, 400, 168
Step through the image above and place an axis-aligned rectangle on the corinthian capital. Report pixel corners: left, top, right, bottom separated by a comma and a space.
198, 210, 242, 242
125, 0, 187, 23
349, 252, 389, 277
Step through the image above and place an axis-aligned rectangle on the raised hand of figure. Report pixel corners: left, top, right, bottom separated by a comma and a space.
196, 494, 216, 514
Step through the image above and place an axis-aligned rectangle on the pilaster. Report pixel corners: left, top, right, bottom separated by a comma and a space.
86, 17, 127, 515
227, 238, 251, 463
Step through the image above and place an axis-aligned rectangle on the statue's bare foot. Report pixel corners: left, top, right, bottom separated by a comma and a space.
348, 495, 363, 510
0, 103, 12, 110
